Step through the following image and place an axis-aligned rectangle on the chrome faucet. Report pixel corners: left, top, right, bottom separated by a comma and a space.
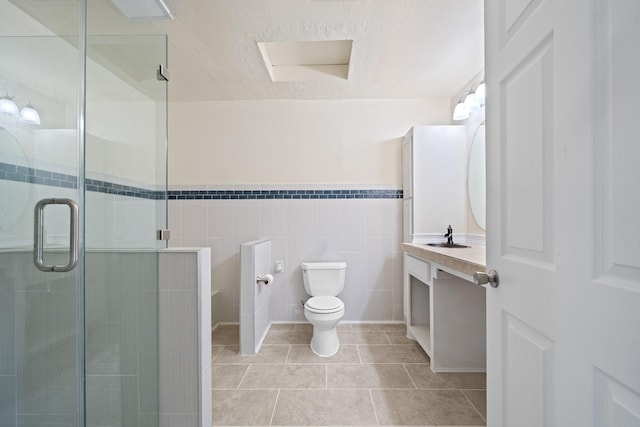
444, 225, 453, 245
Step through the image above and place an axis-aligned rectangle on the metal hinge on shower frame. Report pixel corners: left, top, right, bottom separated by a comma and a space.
157, 64, 170, 81
157, 229, 171, 241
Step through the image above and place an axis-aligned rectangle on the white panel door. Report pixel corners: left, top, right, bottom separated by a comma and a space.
485, 0, 640, 426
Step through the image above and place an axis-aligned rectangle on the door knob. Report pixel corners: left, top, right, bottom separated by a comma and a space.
474, 270, 499, 288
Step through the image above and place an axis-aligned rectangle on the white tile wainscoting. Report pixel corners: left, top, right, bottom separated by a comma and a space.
167, 186, 404, 324
159, 248, 212, 427
240, 239, 272, 355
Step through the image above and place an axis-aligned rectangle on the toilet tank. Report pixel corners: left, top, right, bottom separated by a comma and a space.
301, 262, 347, 296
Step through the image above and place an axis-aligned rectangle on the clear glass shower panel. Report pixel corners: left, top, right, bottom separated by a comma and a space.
84, 3, 167, 425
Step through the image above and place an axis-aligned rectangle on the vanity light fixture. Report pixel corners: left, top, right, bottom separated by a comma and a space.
453, 79, 485, 121
0, 91, 41, 125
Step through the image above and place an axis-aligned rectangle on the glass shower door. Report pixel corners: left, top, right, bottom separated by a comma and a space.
0, 8, 85, 426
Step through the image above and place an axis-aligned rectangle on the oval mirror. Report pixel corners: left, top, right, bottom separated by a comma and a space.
467, 123, 486, 230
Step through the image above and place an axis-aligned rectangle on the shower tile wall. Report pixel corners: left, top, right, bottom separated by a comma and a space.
0, 250, 158, 426
168, 190, 404, 324
85, 251, 159, 426
0, 251, 78, 426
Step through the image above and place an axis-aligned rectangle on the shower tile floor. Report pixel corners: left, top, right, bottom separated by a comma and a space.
212, 323, 486, 426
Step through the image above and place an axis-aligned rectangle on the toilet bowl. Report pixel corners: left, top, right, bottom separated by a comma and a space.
304, 296, 345, 357
302, 262, 347, 357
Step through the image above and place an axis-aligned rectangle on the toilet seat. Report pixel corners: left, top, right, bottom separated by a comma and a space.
305, 296, 344, 314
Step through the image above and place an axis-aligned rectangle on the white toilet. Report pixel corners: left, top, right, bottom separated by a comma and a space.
302, 261, 347, 357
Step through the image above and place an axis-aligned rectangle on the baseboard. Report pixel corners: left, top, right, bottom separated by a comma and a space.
340, 320, 406, 325
212, 321, 239, 331
268, 320, 405, 325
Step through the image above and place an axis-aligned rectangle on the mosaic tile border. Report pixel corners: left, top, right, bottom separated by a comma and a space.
0, 162, 403, 200
0, 161, 164, 200
167, 189, 403, 200
86, 178, 163, 200
0, 161, 77, 189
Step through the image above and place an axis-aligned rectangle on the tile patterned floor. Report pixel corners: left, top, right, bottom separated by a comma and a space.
212, 323, 486, 426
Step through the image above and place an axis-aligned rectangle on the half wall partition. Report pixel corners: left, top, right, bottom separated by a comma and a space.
0, 0, 168, 425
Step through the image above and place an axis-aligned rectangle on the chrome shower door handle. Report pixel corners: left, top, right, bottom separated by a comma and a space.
34, 198, 79, 272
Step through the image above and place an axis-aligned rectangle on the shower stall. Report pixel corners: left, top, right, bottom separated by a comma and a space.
1, 0, 168, 425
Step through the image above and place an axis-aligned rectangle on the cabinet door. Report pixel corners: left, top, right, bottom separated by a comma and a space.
412, 126, 467, 238
402, 131, 413, 198
402, 199, 412, 243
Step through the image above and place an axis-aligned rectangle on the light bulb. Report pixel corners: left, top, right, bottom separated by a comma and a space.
452, 102, 469, 121
0, 97, 19, 118
19, 105, 41, 125
464, 92, 480, 112
475, 83, 486, 106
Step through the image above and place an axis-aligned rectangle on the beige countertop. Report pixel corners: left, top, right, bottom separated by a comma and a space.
401, 242, 486, 277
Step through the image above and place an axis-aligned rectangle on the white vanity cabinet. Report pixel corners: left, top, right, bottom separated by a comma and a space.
402, 126, 467, 243
403, 243, 486, 373
405, 253, 432, 352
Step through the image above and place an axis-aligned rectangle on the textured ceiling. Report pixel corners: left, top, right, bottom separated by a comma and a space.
4, 0, 484, 103
158, 0, 485, 102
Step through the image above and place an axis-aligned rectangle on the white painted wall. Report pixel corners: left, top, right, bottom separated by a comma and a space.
168, 99, 450, 186
86, 99, 161, 186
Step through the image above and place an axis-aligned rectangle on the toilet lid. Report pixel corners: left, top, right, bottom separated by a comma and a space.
305, 296, 344, 313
